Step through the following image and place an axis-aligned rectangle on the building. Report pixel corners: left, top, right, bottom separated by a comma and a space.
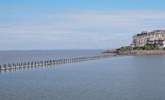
132, 30, 165, 48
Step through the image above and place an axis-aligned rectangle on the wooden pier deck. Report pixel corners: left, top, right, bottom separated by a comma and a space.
0, 54, 115, 72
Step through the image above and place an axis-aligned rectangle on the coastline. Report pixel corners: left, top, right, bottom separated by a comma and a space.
116, 50, 165, 56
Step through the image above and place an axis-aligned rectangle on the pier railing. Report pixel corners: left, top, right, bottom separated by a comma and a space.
0, 54, 115, 72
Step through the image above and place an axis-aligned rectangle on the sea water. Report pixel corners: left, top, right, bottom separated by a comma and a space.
0, 51, 165, 100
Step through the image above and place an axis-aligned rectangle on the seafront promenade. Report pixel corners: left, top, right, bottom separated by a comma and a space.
0, 53, 115, 72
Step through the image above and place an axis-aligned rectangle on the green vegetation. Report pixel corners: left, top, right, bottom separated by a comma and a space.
117, 46, 132, 51
133, 44, 159, 50
118, 44, 161, 51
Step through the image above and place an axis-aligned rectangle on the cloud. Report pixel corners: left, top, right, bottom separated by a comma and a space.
0, 10, 165, 50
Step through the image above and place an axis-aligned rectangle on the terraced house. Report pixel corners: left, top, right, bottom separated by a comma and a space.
132, 30, 165, 48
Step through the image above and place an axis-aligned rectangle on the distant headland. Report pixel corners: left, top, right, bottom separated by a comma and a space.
104, 29, 165, 55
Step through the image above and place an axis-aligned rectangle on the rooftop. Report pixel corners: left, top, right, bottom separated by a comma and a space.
135, 29, 165, 37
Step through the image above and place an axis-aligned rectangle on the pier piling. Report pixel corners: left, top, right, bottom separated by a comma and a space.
0, 54, 113, 72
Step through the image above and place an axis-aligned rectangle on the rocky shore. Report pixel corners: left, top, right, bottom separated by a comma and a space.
117, 50, 165, 56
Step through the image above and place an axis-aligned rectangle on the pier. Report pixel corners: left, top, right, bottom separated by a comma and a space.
0, 54, 115, 72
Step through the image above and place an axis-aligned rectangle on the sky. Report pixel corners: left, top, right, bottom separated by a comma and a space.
1, 0, 165, 50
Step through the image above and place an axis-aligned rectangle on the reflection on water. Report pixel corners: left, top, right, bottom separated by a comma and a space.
1, 55, 165, 100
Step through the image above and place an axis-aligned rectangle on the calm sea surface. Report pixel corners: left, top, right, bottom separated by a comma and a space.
0, 51, 165, 100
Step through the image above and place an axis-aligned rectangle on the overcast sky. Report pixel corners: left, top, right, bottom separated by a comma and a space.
1, 0, 165, 50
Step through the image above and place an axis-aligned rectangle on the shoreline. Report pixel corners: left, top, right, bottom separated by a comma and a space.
116, 50, 165, 56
